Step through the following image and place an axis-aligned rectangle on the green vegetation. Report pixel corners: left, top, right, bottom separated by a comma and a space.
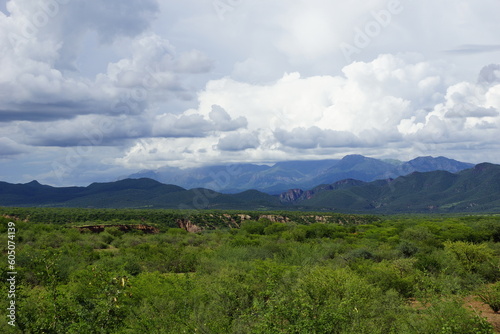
1, 208, 500, 333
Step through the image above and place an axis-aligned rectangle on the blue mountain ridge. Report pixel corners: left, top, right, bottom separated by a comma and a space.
126, 155, 474, 194
0, 161, 498, 213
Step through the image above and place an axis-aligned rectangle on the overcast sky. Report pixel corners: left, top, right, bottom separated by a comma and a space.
1, 0, 500, 186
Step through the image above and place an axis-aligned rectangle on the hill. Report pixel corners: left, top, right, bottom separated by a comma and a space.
290, 163, 500, 213
0, 178, 282, 210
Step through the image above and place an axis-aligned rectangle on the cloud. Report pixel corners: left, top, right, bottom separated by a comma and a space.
153, 106, 248, 138
6, 104, 248, 149
8, 51, 498, 173
445, 104, 498, 119
196, 54, 446, 137
208, 105, 247, 131
3, 1, 500, 185
398, 65, 500, 145
153, 113, 213, 138
478, 64, 500, 85
0, 136, 28, 156
19, 114, 152, 147
274, 126, 387, 149
0, 1, 212, 123
216, 132, 260, 151
446, 44, 500, 55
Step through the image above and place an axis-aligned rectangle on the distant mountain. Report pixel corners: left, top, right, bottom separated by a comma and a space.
286, 163, 500, 213
397, 156, 475, 174
126, 155, 474, 194
0, 163, 499, 213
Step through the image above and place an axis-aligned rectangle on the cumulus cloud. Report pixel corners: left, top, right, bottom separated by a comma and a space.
0, 1, 212, 122
216, 132, 260, 151
153, 113, 213, 138
3, 0, 500, 184
119, 55, 500, 169
153, 106, 247, 138
198, 55, 453, 138
398, 64, 500, 146
209, 105, 247, 131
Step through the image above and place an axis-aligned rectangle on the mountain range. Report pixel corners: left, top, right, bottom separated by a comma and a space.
282, 163, 500, 213
127, 155, 474, 194
0, 157, 499, 213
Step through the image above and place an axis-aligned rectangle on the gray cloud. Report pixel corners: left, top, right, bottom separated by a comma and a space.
55, 0, 160, 69
478, 64, 500, 85
445, 44, 500, 55
3, 1, 500, 185
0, 1, 212, 125
21, 115, 152, 147
152, 107, 247, 139
445, 104, 499, 119
153, 114, 212, 138
0, 137, 28, 156
216, 132, 260, 151
209, 105, 248, 131
0, 100, 112, 122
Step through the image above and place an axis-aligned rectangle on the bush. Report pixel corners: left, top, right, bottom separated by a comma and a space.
398, 240, 419, 258
477, 282, 500, 313
240, 220, 267, 235
263, 222, 289, 235
444, 241, 495, 273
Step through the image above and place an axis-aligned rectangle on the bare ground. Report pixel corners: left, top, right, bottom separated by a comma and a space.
464, 296, 500, 333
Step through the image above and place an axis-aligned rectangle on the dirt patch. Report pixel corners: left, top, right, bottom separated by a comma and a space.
75, 224, 160, 234
464, 296, 500, 333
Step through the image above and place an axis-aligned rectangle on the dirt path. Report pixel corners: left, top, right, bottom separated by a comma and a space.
464, 296, 500, 333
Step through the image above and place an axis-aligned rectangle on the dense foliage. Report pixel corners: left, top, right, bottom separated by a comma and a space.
1, 208, 500, 333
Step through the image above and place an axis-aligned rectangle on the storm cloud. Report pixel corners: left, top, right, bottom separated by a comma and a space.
1, 0, 500, 185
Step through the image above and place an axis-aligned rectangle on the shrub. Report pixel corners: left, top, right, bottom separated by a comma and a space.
263, 222, 288, 235
444, 241, 495, 273
240, 220, 266, 235
477, 281, 500, 313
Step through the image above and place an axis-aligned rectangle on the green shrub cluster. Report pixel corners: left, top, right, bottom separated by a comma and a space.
1, 212, 499, 333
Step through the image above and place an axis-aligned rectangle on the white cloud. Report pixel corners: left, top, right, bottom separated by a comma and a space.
2, 0, 500, 184
118, 54, 500, 169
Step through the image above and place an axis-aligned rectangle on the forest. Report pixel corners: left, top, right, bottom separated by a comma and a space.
1, 208, 500, 333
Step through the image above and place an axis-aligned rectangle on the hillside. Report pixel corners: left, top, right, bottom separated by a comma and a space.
292, 163, 500, 213
0, 178, 282, 210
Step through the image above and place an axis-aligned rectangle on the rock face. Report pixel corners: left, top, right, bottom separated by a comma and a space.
176, 219, 202, 233
75, 224, 160, 234
279, 189, 304, 202
279, 179, 366, 203
258, 215, 290, 223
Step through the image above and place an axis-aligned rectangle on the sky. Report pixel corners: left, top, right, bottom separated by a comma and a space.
1, 0, 500, 186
